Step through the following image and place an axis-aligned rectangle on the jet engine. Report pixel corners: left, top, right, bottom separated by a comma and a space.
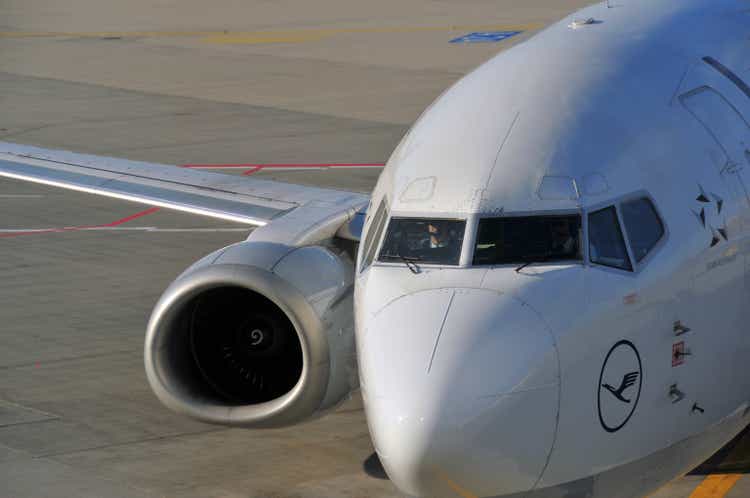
144, 240, 357, 428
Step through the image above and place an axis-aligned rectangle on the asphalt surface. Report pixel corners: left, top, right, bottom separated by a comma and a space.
1, 1, 748, 497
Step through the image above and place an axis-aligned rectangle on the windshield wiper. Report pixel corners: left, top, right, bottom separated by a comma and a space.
515, 254, 550, 273
399, 254, 422, 274
380, 252, 422, 273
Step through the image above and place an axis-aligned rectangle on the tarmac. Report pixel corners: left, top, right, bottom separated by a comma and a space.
0, 1, 749, 497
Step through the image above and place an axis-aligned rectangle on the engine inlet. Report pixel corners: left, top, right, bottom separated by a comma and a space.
188, 287, 303, 404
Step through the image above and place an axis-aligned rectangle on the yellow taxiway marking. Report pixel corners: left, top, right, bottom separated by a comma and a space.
203, 24, 540, 44
689, 474, 742, 498
202, 33, 329, 44
437, 472, 479, 498
0, 23, 542, 45
0, 30, 219, 39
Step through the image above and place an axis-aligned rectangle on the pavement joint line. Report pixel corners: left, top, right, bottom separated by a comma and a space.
0, 349, 140, 371
688, 474, 743, 498
33, 427, 229, 460
0, 399, 60, 423
19, 449, 167, 498
0, 417, 63, 433
0, 417, 62, 429
0, 206, 162, 238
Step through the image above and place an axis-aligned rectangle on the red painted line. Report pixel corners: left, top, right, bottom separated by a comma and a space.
101, 207, 161, 227
182, 163, 260, 169
257, 163, 385, 168
182, 162, 384, 169
242, 166, 262, 176
0, 207, 161, 238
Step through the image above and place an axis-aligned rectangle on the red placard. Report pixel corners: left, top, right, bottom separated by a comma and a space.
672, 342, 686, 367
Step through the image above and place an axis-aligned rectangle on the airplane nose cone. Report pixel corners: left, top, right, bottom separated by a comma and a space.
359, 288, 559, 497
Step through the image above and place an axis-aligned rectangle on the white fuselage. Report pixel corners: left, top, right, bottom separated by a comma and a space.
354, 1, 750, 497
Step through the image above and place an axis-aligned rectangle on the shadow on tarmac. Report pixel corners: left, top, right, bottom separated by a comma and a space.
363, 452, 389, 480
691, 424, 750, 475
363, 424, 750, 481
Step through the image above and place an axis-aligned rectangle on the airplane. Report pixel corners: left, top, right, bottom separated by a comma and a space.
1, 0, 749, 496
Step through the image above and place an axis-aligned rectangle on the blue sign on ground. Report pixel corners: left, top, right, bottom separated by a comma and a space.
450, 31, 522, 44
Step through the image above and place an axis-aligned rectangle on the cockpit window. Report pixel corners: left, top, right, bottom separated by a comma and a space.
588, 207, 632, 271
620, 198, 664, 263
378, 218, 465, 266
472, 215, 581, 266
360, 199, 389, 271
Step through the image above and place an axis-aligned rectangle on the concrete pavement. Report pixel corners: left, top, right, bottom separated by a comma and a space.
1, 1, 748, 497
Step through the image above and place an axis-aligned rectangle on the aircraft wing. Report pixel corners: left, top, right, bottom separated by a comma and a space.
0, 142, 369, 240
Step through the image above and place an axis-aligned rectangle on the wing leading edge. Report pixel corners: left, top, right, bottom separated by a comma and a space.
0, 142, 369, 231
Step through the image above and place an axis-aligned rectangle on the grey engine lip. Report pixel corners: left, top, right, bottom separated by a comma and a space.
144, 263, 330, 428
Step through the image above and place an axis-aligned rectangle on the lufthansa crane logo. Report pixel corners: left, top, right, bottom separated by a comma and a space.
598, 340, 642, 433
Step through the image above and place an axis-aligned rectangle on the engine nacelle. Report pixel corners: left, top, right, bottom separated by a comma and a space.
144, 241, 357, 428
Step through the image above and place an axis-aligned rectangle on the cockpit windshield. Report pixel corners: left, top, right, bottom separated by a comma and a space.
378, 218, 465, 266
473, 215, 581, 266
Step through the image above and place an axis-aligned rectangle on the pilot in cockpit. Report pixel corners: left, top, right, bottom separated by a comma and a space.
379, 218, 466, 266
426, 222, 447, 249
550, 220, 577, 256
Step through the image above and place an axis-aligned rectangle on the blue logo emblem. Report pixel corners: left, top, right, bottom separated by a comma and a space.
449, 31, 522, 44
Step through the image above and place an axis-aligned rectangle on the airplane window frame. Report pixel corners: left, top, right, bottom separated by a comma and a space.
587, 205, 633, 272
471, 213, 583, 267
377, 217, 467, 267
620, 197, 665, 264
702, 56, 750, 101
359, 198, 389, 272
680, 86, 750, 160
584, 192, 667, 273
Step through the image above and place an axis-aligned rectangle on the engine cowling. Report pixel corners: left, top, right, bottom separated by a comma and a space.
144, 240, 357, 428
